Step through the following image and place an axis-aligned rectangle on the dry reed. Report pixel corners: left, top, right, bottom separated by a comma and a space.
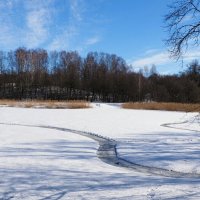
122, 102, 200, 112
0, 100, 91, 109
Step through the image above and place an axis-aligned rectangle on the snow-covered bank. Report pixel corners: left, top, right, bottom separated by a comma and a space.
0, 104, 200, 199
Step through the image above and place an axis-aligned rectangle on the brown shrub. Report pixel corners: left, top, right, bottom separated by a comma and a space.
0, 100, 91, 109
122, 102, 200, 112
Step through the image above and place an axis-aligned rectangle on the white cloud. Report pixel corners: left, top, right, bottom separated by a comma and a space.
181, 14, 193, 23
24, 0, 53, 48
85, 36, 100, 45
144, 48, 160, 55
0, 0, 102, 51
0, 0, 55, 49
131, 52, 171, 68
0, 0, 21, 49
0, 0, 18, 9
183, 50, 200, 60
0, 25, 15, 48
70, 0, 84, 21
48, 26, 78, 50
130, 48, 200, 74
48, 0, 100, 51
132, 47, 200, 68
47, 0, 82, 51
25, 9, 50, 47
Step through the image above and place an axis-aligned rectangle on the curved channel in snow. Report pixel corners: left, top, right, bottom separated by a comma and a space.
161, 113, 200, 132
0, 122, 200, 178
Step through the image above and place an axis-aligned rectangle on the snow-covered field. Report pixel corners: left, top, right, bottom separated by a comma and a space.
0, 103, 200, 199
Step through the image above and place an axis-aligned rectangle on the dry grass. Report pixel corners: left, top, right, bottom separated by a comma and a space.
0, 100, 91, 109
122, 102, 200, 112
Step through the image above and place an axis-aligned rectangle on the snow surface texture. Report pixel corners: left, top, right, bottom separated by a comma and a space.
0, 103, 200, 199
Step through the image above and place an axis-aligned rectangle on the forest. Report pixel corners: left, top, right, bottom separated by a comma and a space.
0, 47, 199, 103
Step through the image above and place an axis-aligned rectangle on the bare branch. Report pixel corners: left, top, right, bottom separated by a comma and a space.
165, 0, 200, 58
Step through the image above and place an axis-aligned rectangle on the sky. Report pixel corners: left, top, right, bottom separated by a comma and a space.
0, 0, 200, 74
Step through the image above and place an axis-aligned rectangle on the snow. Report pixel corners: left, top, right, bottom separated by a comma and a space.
0, 104, 200, 199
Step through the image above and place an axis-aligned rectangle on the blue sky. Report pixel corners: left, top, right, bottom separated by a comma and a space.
0, 0, 200, 74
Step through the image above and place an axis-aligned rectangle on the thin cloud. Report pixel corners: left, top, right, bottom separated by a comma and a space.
48, 0, 101, 51
0, 0, 19, 49
25, 0, 54, 48
0, 0, 19, 9
85, 36, 100, 45
130, 48, 200, 74
0, 0, 55, 49
183, 50, 200, 60
25, 9, 50, 47
0, 0, 103, 51
48, 0, 83, 50
48, 26, 78, 50
0, 25, 15, 48
132, 52, 171, 68
70, 0, 84, 21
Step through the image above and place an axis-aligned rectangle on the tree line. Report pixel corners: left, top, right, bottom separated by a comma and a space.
0, 48, 199, 103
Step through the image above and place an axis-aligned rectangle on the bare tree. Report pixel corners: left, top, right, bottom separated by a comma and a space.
165, 0, 200, 58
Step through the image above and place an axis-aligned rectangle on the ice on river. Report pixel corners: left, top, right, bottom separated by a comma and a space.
0, 104, 200, 199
